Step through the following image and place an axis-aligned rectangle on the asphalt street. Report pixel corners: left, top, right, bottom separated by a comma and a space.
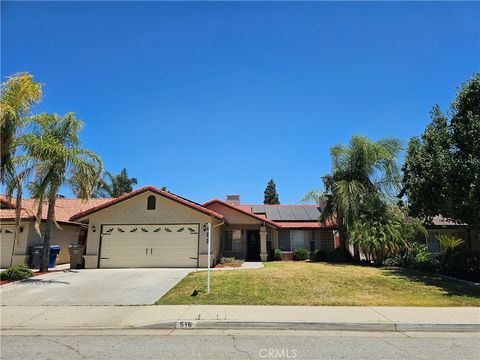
1, 329, 479, 360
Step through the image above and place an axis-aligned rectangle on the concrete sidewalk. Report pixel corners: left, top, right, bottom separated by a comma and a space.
1, 305, 479, 332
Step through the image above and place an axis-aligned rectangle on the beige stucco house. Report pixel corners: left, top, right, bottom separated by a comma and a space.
1, 186, 338, 269
0, 196, 109, 268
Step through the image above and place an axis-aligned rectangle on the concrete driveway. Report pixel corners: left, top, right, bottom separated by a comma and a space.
0, 268, 192, 305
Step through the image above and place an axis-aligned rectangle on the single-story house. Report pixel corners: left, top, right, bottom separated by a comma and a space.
425, 216, 480, 253
1, 186, 337, 268
0, 195, 110, 268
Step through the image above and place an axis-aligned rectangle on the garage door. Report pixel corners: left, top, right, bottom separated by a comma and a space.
99, 224, 199, 268
1, 226, 15, 268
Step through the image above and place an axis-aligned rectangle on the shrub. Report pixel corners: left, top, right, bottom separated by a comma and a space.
271, 249, 282, 261
313, 249, 327, 262
439, 249, 480, 282
292, 248, 309, 261
327, 248, 353, 263
0, 264, 33, 281
218, 257, 243, 265
383, 257, 400, 267
383, 242, 431, 269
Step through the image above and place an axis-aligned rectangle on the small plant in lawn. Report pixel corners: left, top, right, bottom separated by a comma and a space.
0, 264, 33, 281
292, 248, 309, 261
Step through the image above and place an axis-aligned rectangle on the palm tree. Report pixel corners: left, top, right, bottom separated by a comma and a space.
92, 168, 137, 198
317, 135, 403, 260
1, 72, 42, 179
21, 113, 103, 272
1, 72, 42, 248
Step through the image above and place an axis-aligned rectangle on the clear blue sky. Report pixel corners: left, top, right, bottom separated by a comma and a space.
2, 1, 478, 204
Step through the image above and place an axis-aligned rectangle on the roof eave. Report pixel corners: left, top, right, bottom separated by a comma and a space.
70, 186, 224, 222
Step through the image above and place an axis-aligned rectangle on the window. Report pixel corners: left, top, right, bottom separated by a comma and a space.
291, 230, 307, 250
279, 230, 291, 251
224, 231, 233, 251
223, 230, 242, 252
147, 195, 156, 210
279, 230, 309, 251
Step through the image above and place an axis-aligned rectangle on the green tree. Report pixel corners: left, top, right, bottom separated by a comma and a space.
449, 74, 480, 229
264, 179, 280, 204
93, 168, 137, 198
400, 107, 452, 221
318, 135, 403, 260
401, 74, 480, 231
21, 113, 102, 272
0, 72, 42, 249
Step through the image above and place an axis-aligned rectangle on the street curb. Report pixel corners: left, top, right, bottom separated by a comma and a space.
136, 321, 480, 332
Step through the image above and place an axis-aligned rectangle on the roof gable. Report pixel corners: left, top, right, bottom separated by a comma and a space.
69, 186, 224, 221
203, 199, 278, 227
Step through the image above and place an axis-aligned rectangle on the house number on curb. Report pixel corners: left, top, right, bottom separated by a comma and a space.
176, 321, 196, 329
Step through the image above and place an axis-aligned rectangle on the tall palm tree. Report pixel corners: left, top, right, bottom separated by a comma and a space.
92, 168, 137, 198
315, 135, 402, 260
1, 72, 42, 248
1, 72, 42, 179
21, 113, 103, 272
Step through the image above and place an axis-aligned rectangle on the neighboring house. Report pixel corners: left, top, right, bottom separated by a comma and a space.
0, 196, 110, 268
425, 216, 480, 253
0, 186, 337, 269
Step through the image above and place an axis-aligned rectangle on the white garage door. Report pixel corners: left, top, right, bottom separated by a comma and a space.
1, 226, 15, 269
99, 224, 199, 268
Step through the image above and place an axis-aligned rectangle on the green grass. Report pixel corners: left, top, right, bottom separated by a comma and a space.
156, 262, 480, 306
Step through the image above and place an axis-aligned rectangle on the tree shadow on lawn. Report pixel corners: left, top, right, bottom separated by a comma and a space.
384, 268, 480, 299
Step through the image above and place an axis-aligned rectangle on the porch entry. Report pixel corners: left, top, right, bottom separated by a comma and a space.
246, 230, 261, 261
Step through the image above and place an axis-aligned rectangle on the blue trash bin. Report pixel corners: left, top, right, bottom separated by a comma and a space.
48, 245, 61, 268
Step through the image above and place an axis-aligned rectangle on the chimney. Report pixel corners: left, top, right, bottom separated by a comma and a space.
226, 195, 240, 205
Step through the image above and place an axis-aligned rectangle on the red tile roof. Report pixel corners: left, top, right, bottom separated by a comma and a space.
203, 200, 338, 229
203, 199, 278, 227
276, 221, 337, 229
0, 195, 111, 224
70, 186, 224, 221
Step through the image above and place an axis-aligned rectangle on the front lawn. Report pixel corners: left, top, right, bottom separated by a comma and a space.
156, 262, 480, 306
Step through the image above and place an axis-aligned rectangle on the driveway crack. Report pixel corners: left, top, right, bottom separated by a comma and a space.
18, 307, 52, 327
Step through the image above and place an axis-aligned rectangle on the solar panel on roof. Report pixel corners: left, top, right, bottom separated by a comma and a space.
277, 206, 295, 221
304, 206, 321, 221
291, 206, 311, 221
251, 205, 266, 214
265, 206, 281, 220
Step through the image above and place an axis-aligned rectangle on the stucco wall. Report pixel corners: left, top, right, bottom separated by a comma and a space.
2, 221, 80, 265
205, 203, 261, 225
82, 191, 222, 268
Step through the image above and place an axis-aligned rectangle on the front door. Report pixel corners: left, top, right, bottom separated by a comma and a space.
246, 230, 260, 261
